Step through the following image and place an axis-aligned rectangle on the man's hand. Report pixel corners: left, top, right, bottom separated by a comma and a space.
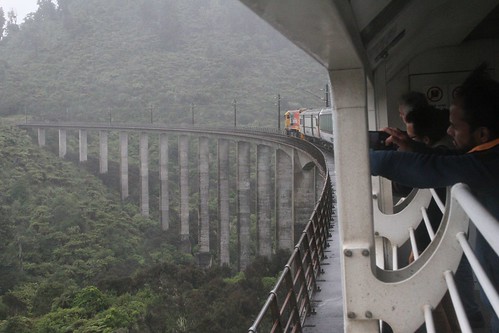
382, 127, 414, 152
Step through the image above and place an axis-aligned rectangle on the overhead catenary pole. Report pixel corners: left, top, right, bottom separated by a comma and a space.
325, 83, 330, 107
191, 103, 195, 125
233, 98, 237, 127
277, 93, 281, 130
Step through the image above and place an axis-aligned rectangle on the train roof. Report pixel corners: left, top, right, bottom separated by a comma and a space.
284, 108, 307, 115
238, 0, 499, 81
300, 107, 332, 115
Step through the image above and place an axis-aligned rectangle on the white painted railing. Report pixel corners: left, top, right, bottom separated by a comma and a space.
453, 184, 499, 317
365, 183, 499, 332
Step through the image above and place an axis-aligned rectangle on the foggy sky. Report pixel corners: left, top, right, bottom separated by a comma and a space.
0, 0, 38, 23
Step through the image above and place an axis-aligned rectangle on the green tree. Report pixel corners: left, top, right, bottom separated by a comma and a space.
5, 10, 19, 35
0, 315, 33, 333
72, 286, 109, 317
35, 307, 86, 333
36, 0, 57, 20
31, 281, 65, 316
0, 8, 5, 38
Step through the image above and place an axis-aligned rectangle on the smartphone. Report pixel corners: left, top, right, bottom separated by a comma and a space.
368, 131, 392, 150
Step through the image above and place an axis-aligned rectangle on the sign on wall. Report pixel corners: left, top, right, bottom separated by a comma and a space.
409, 71, 470, 109
410, 68, 497, 108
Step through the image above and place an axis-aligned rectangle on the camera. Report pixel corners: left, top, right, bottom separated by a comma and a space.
368, 131, 394, 150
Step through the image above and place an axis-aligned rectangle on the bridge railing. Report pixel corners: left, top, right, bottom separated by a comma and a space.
367, 183, 499, 332
248, 173, 334, 333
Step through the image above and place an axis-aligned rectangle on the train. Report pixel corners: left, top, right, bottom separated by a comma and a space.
284, 107, 333, 150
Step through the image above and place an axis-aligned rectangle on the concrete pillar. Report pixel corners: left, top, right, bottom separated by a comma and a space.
179, 135, 191, 253
79, 129, 87, 162
237, 141, 251, 270
218, 139, 230, 266
99, 131, 108, 174
275, 148, 294, 250
37, 128, 46, 147
159, 134, 169, 231
198, 137, 211, 267
257, 144, 272, 258
140, 133, 149, 217
58, 129, 66, 158
315, 166, 324, 203
294, 162, 316, 237
119, 132, 129, 200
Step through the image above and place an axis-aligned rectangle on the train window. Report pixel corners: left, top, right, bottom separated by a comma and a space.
319, 113, 333, 133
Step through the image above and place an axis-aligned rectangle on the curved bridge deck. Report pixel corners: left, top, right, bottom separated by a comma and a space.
303, 152, 343, 332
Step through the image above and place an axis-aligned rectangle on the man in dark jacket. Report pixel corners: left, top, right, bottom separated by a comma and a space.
371, 63, 499, 332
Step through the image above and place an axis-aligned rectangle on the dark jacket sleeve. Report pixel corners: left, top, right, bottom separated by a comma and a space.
369, 149, 498, 190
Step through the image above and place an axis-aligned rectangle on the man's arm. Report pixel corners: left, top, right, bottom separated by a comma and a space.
370, 150, 495, 189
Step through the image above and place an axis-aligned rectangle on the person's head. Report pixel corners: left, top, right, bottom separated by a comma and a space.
406, 106, 450, 147
448, 63, 499, 151
398, 91, 428, 122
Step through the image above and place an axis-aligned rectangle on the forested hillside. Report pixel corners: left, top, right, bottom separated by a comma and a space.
0, 0, 328, 126
0, 123, 290, 332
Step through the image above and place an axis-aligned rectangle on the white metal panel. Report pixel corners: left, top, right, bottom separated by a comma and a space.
373, 189, 432, 247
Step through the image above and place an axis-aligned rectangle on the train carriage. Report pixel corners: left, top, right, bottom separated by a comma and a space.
300, 108, 321, 140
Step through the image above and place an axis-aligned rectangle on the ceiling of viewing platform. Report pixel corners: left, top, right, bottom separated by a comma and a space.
238, 0, 499, 79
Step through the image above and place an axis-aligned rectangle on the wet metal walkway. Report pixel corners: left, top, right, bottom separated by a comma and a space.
303, 154, 344, 333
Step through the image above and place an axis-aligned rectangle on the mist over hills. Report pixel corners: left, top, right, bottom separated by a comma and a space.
0, 2, 328, 331
0, 0, 328, 126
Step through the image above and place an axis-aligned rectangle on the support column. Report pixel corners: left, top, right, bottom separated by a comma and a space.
140, 133, 149, 217
37, 128, 46, 147
218, 139, 230, 266
79, 129, 87, 162
119, 132, 129, 200
315, 166, 324, 204
58, 129, 67, 158
159, 134, 169, 231
330, 68, 377, 332
257, 145, 272, 258
179, 135, 191, 253
99, 131, 108, 174
198, 137, 211, 267
275, 148, 293, 250
294, 161, 316, 239
237, 141, 251, 270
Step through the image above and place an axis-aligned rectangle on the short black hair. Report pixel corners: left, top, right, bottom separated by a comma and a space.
405, 106, 450, 145
399, 91, 428, 114
454, 62, 499, 138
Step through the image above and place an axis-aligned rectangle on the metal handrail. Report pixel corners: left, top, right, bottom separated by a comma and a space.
248, 174, 333, 333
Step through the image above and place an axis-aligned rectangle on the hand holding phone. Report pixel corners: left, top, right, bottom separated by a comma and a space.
368, 131, 394, 150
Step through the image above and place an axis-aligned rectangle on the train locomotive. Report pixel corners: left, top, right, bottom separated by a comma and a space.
284, 107, 333, 150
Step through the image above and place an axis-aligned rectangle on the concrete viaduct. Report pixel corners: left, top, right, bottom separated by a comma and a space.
19, 122, 328, 270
